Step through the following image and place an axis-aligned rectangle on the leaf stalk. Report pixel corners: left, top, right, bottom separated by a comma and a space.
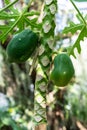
70, 0, 86, 25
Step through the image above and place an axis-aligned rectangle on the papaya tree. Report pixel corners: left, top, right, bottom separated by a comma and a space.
0, 0, 87, 129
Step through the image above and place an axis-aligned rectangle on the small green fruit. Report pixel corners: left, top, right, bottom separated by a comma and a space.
50, 53, 75, 86
6, 29, 39, 63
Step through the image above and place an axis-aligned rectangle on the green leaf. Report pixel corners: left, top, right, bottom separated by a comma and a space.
0, 11, 19, 19
24, 11, 40, 17
63, 22, 84, 34
0, 0, 40, 42
69, 26, 87, 58
4, 0, 10, 5
17, 17, 25, 31
0, 16, 22, 41
0, 25, 11, 30
24, 17, 42, 29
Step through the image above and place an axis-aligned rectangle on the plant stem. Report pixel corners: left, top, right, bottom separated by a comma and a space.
0, 0, 18, 13
70, 0, 86, 25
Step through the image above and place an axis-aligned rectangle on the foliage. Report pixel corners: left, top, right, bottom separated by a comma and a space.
63, 0, 87, 58
0, 0, 41, 43
0, 0, 87, 129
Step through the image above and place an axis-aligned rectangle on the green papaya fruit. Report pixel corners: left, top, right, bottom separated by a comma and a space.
6, 29, 39, 63
50, 53, 75, 86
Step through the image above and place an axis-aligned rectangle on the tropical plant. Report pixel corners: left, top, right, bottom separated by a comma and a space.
0, 0, 87, 129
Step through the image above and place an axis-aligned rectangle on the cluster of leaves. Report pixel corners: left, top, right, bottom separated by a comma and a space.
63, 0, 87, 58
0, 0, 41, 43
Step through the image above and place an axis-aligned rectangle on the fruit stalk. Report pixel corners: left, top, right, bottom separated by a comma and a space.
33, 0, 57, 128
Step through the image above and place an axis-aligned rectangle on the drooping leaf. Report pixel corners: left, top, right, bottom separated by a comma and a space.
69, 26, 87, 58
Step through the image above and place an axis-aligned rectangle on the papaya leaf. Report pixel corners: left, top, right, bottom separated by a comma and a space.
24, 17, 42, 29
24, 11, 40, 17
17, 17, 25, 31
0, 0, 40, 42
0, 25, 11, 30
63, 21, 84, 34
69, 26, 87, 58
0, 11, 19, 19
0, 16, 22, 42
4, 0, 11, 4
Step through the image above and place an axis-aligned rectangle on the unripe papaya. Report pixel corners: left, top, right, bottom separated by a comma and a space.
50, 53, 75, 86
6, 29, 39, 63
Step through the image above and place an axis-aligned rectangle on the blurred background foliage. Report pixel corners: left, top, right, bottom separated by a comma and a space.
0, 0, 87, 130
